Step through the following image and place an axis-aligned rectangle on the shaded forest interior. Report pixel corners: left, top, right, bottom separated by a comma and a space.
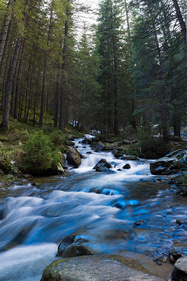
0, 0, 186, 140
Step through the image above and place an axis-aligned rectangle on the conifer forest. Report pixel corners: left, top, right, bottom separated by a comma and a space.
0, 0, 186, 138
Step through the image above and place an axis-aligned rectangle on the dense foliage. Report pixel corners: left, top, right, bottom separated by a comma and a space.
21, 130, 61, 170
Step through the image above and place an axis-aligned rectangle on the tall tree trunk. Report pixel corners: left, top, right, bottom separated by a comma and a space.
39, 57, 47, 128
112, 32, 118, 135
33, 68, 40, 126
13, 39, 25, 119
59, 3, 70, 131
54, 67, 60, 128
1, 38, 21, 129
124, 0, 137, 131
39, 4, 54, 128
173, 113, 181, 137
150, 8, 168, 142
0, 0, 14, 74
0, 34, 12, 110
172, 0, 187, 42
1, 0, 30, 129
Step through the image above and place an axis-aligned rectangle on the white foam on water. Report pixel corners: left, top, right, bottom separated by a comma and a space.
72, 137, 152, 179
0, 243, 57, 281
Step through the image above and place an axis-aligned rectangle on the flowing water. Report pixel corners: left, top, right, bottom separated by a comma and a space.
0, 136, 186, 281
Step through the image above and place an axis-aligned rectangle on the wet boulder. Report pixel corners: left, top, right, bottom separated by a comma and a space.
112, 148, 125, 159
171, 256, 187, 281
150, 150, 187, 175
150, 159, 174, 175
123, 164, 131, 169
67, 146, 81, 168
60, 245, 93, 258
169, 250, 182, 264
57, 235, 75, 257
56, 235, 92, 258
93, 159, 112, 172
91, 141, 105, 152
41, 254, 165, 281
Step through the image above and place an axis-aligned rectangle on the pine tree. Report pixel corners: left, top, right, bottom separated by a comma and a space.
97, 0, 125, 135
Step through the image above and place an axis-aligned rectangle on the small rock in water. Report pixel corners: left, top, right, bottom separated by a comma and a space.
91, 141, 105, 152
123, 164, 131, 169
61, 244, 93, 258
93, 159, 112, 172
169, 250, 182, 264
56, 234, 91, 258
134, 220, 144, 226
176, 219, 183, 225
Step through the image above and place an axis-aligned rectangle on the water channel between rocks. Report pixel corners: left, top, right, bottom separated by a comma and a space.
0, 136, 186, 281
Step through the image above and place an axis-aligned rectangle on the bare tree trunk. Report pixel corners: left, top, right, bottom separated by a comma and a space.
39, 57, 47, 128
59, 3, 70, 131
172, 0, 187, 42
1, 0, 30, 129
54, 66, 60, 128
33, 68, 40, 126
0, 0, 14, 73
124, 0, 137, 131
13, 39, 25, 119
149, 7, 168, 142
1, 38, 21, 129
173, 113, 181, 137
39, 4, 54, 128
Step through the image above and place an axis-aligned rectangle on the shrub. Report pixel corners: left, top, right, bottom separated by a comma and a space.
20, 130, 61, 170
49, 130, 66, 147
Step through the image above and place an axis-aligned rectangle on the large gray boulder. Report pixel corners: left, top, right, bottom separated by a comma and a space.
67, 147, 81, 168
41, 254, 165, 281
